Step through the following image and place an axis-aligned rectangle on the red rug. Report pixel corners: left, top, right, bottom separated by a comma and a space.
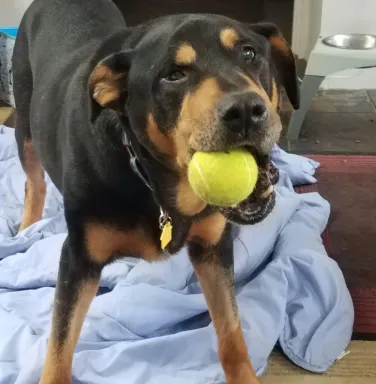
295, 155, 376, 338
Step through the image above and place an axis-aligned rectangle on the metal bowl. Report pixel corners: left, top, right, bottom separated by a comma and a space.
322, 34, 376, 50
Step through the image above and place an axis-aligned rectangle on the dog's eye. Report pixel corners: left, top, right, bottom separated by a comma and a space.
241, 45, 256, 62
163, 70, 187, 83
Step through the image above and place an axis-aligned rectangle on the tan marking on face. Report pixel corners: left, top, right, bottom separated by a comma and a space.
19, 140, 46, 232
269, 34, 290, 56
176, 174, 207, 216
146, 113, 176, 157
175, 44, 197, 65
220, 28, 239, 49
271, 79, 279, 110
173, 77, 223, 166
146, 78, 221, 216
40, 279, 99, 384
239, 73, 282, 153
190, 260, 257, 382
188, 212, 226, 245
172, 78, 223, 216
85, 222, 160, 263
89, 64, 126, 106
239, 72, 271, 105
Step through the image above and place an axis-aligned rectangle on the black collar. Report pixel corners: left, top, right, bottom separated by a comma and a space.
122, 129, 153, 191
121, 128, 172, 233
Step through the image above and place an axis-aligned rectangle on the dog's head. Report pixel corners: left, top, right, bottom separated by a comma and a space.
89, 15, 299, 219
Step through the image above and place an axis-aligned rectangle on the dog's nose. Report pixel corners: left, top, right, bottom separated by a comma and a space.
218, 93, 268, 134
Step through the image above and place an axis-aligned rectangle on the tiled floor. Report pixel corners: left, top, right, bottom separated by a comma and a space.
281, 89, 376, 155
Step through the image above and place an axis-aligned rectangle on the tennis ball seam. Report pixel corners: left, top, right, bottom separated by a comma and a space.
191, 158, 210, 197
241, 151, 252, 192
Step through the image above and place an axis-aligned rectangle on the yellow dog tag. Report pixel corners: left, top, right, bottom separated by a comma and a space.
160, 221, 173, 250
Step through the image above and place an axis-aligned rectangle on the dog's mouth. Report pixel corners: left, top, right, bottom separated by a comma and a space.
218, 146, 278, 225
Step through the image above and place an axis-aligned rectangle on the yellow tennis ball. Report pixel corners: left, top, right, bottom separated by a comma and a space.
188, 149, 258, 207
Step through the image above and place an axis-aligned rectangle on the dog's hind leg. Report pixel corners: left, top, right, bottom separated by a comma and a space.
13, 29, 46, 232
16, 137, 46, 231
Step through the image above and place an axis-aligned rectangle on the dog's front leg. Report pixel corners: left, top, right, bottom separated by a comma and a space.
39, 223, 103, 384
188, 213, 260, 384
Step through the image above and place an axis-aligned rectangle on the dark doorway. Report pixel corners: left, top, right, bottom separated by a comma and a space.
112, 0, 294, 43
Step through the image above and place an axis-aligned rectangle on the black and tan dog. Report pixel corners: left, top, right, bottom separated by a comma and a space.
13, 0, 299, 382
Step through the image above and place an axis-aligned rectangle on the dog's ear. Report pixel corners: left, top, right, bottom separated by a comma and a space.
89, 51, 132, 119
248, 22, 300, 110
